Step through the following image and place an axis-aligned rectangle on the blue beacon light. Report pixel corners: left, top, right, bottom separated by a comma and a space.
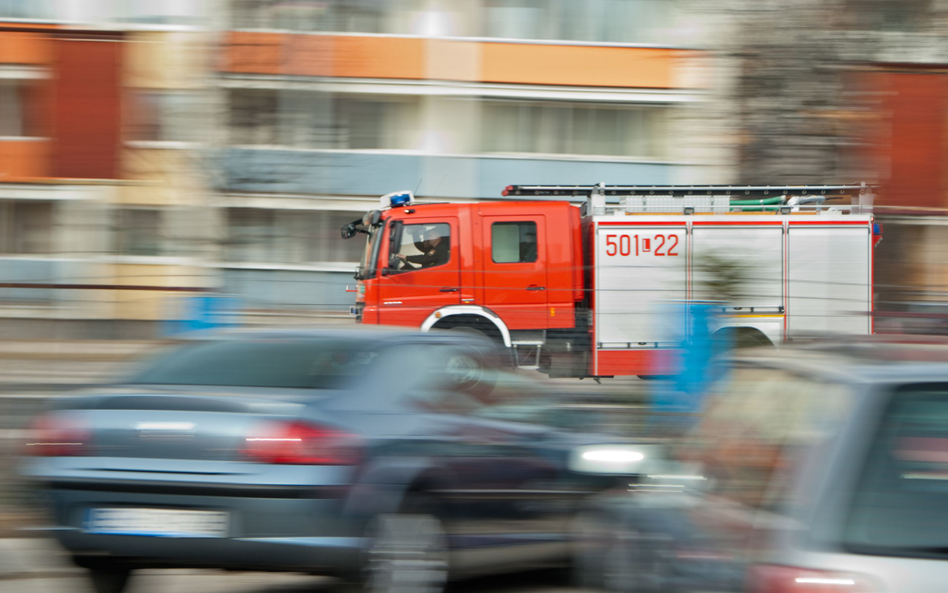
382, 191, 414, 208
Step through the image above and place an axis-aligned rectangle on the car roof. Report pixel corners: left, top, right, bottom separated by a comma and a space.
728, 337, 948, 385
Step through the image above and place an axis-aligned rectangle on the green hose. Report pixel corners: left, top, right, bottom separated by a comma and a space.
729, 196, 784, 206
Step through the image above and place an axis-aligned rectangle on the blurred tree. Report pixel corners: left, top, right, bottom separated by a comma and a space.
694, 252, 753, 304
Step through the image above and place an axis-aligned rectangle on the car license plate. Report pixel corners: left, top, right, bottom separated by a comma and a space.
85, 508, 229, 538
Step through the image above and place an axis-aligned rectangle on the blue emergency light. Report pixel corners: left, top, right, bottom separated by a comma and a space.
381, 191, 414, 208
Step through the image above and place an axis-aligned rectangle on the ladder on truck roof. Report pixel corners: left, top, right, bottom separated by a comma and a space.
501, 183, 876, 215
501, 183, 873, 198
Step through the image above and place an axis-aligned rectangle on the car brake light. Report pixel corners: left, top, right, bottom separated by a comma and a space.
25, 414, 89, 457
747, 564, 875, 593
242, 421, 360, 465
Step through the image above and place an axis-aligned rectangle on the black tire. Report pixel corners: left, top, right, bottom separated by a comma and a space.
714, 328, 772, 351
569, 510, 612, 589
88, 565, 133, 593
445, 325, 490, 340
360, 495, 449, 593
602, 530, 672, 593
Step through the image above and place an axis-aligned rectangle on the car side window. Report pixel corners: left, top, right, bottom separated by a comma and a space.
679, 366, 853, 511
389, 345, 499, 413
491, 221, 537, 263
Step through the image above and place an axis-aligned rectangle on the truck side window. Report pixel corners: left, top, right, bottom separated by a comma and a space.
394, 223, 450, 271
491, 222, 537, 263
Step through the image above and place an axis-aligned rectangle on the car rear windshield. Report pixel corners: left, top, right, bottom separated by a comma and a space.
127, 339, 379, 389
844, 384, 948, 557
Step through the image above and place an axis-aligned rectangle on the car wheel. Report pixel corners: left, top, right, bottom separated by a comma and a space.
88, 565, 133, 593
361, 497, 449, 593
569, 510, 612, 589
603, 531, 670, 593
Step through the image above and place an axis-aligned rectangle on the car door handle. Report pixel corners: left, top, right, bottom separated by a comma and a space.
440, 287, 459, 292
526, 285, 546, 291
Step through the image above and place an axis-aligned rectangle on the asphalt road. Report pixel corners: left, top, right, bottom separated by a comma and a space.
2, 569, 591, 593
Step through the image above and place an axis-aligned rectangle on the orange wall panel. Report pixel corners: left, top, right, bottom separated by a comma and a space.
0, 31, 52, 65
219, 31, 284, 75
220, 32, 691, 89
330, 36, 424, 79
0, 140, 50, 181
221, 32, 425, 79
480, 43, 679, 88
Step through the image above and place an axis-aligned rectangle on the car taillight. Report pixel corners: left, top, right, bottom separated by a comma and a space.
25, 414, 89, 457
242, 421, 360, 465
747, 564, 875, 593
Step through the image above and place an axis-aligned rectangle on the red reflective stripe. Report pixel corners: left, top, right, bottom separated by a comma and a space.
597, 221, 686, 226
788, 220, 870, 225
691, 221, 784, 226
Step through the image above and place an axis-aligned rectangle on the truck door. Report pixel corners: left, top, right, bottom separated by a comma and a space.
378, 218, 461, 327
482, 216, 548, 329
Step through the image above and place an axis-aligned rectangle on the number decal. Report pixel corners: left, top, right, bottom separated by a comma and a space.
606, 234, 617, 256
604, 233, 680, 257
654, 235, 666, 256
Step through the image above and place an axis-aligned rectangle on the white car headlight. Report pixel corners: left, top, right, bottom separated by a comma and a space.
569, 445, 658, 474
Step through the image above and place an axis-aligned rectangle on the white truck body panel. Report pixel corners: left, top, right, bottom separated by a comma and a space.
593, 214, 872, 349
596, 225, 686, 347
788, 226, 871, 335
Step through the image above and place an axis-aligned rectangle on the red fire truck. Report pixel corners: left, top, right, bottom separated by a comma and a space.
342, 184, 878, 378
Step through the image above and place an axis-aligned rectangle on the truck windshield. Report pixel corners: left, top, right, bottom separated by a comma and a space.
356, 225, 378, 280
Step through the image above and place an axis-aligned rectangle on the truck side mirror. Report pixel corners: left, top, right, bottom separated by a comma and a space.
340, 223, 358, 239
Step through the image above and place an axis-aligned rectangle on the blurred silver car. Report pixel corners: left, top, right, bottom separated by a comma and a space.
582, 339, 948, 592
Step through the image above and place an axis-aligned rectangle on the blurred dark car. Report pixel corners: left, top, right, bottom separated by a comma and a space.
577, 339, 948, 593
20, 328, 646, 593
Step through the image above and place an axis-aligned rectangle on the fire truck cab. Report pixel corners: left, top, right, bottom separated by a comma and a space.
344, 185, 877, 379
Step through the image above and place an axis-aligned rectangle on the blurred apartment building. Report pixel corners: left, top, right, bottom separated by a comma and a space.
0, 0, 726, 336
214, 0, 724, 315
6, 0, 948, 337
0, 1, 212, 337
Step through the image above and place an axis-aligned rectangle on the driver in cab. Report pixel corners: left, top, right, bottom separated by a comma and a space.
397, 227, 449, 270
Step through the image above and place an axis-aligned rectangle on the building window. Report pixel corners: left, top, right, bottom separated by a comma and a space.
116, 209, 163, 256
492, 222, 537, 263
0, 201, 53, 254
226, 209, 366, 264
483, 102, 667, 159
0, 81, 44, 138
228, 90, 416, 150
0, 0, 52, 19
483, 0, 673, 44
118, 0, 206, 25
128, 91, 201, 144
231, 0, 402, 32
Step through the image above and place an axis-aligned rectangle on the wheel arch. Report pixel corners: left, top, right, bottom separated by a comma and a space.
421, 306, 512, 347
